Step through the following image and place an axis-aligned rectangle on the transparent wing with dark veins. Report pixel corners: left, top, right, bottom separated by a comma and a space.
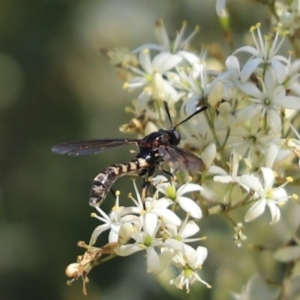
51, 139, 140, 156
159, 145, 205, 172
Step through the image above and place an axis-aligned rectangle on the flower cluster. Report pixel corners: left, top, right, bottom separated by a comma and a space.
66, 2, 300, 295
66, 179, 210, 293
113, 19, 299, 224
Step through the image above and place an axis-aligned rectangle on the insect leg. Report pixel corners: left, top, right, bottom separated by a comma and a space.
141, 180, 151, 200
157, 166, 177, 183
161, 168, 177, 180
110, 188, 116, 198
141, 166, 155, 200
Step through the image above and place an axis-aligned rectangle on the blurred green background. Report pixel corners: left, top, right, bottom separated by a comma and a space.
1, 0, 291, 299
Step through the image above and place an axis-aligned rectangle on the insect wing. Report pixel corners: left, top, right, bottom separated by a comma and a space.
52, 139, 140, 156
159, 145, 205, 171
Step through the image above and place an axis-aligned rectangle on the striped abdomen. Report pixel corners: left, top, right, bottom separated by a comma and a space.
89, 158, 149, 206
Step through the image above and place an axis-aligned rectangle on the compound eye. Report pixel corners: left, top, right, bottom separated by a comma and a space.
172, 130, 181, 144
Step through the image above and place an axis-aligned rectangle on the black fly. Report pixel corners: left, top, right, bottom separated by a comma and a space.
52, 102, 207, 206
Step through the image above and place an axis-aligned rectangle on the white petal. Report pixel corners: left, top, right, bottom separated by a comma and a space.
268, 108, 282, 134
233, 45, 260, 56
261, 167, 274, 190
144, 213, 158, 236
267, 202, 281, 224
136, 90, 152, 112
150, 198, 173, 209
165, 223, 177, 237
272, 55, 289, 65
244, 199, 266, 222
239, 175, 264, 194
132, 43, 165, 53
265, 143, 279, 168
238, 81, 262, 99
182, 244, 198, 267
139, 50, 153, 73
264, 68, 277, 92
183, 95, 199, 115
208, 165, 228, 175
109, 224, 121, 243
127, 77, 147, 90
89, 224, 110, 245
180, 221, 200, 238
152, 175, 169, 191
213, 175, 232, 183
164, 238, 183, 251
196, 246, 208, 265
146, 247, 160, 273
170, 273, 184, 289
115, 244, 143, 256
177, 196, 202, 219
236, 104, 261, 122
225, 55, 240, 71
273, 84, 286, 99
270, 59, 286, 83
161, 81, 180, 102
152, 73, 165, 97
117, 223, 133, 244
241, 57, 262, 81
289, 82, 300, 96
177, 183, 203, 195
153, 52, 182, 73
152, 208, 182, 226
208, 81, 224, 107
274, 96, 300, 110
178, 51, 200, 65
147, 248, 173, 273
202, 143, 216, 167
273, 188, 288, 201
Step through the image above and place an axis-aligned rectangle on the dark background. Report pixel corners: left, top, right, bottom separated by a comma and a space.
1, 1, 291, 299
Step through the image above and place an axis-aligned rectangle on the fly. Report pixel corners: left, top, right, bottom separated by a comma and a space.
52, 102, 207, 206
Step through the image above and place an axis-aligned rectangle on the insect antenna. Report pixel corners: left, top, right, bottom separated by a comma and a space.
163, 101, 207, 130
173, 105, 207, 129
163, 101, 174, 128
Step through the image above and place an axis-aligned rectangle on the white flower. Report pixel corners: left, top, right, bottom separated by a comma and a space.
283, 58, 300, 97
170, 246, 211, 292
202, 143, 219, 172
124, 49, 182, 111
163, 214, 203, 251
129, 180, 182, 226
233, 23, 288, 83
180, 111, 220, 154
173, 61, 213, 115
228, 118, 280, 168
239, 167, 290, 224
214, 152, 241, 184
115, 213, 161, 258
132, 19, 200, 65
154, 175, 203, 219
282, 123, 300, 165
215, 55, 260, 89
278, 0, 300, 33
264, 143, 279, 168
115, 213, 172, 273
170, 267, 211, 293
237, 69, 300, 134
89, 192, 139, 245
